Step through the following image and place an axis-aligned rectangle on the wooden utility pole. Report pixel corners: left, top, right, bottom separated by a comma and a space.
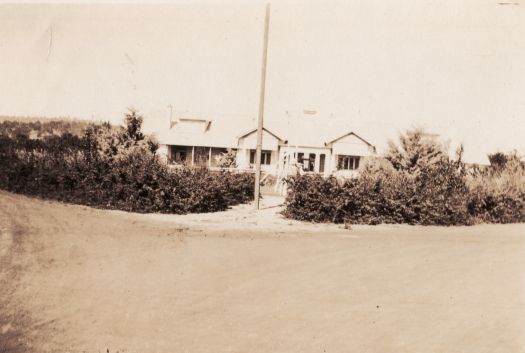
254, 3, 270, 210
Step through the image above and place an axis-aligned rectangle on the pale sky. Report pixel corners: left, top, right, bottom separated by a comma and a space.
1, 1, 524, 163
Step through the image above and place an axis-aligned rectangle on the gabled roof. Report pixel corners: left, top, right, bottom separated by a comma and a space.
325, 131, 376, 149
151, 109, 376, 151
237, 127, 286, 142
261, 117, 378, 150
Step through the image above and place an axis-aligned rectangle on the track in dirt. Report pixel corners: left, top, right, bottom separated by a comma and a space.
1, 190, 525, 353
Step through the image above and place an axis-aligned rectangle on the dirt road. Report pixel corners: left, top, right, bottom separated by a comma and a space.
1, 191, 524, 352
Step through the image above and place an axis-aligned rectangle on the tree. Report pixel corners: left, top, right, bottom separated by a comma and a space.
117, 108, 157, 154
488, 152, 508, 169
122, 108, 144, 145
385, 128, 448, 174
488, 151, 524, 173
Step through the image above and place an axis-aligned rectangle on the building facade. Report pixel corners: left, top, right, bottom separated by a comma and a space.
154, 114, 376, 178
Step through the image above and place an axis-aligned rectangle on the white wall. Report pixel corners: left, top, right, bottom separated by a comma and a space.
236, 148, 279, 174
331, 134, 375, 156
237, 130, 281, 174
238, 130, 280, 151
279, 146, 332, 177
236, 148, 249, 169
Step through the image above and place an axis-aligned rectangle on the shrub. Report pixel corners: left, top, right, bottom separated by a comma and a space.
385, 128, 449, 174
467, 152, 525, 223
283, 174, 343, 223
284, 157, 471, 225
0, 111, 254, 214
284, 130, 523, 226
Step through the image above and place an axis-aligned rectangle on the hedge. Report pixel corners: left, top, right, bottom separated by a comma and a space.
0, 118, 254, 214
283, 159, 525, 226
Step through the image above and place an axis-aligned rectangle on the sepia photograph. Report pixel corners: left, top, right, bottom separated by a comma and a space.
1, 1, 524, 352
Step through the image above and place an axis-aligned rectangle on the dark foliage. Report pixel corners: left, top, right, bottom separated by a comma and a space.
284, 130, 524, 226
467, 190, 525, 224
467, 151, 525, 223
0, 113, 254, 214
283, 159, 472, 225
487, 152, 509, 170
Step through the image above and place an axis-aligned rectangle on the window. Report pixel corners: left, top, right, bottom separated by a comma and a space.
171, 146, 188, 165
307, 153, 316, 172
262, 151, 272, 165
250, 150, 272, 165
176, 151, 186, 162
297, 153, 304, 164
337, 155, 360, 170
295, 152, 316, 172
319, 154, 325, 173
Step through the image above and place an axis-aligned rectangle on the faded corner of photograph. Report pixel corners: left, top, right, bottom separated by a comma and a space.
0, 1, 524, 352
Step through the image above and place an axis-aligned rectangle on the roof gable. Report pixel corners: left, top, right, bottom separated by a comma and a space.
153, 110, 376, 151
325, 131, 375, 149
237, 127, 285, 143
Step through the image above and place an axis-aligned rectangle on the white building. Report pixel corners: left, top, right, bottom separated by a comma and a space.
154, 112, 376, 178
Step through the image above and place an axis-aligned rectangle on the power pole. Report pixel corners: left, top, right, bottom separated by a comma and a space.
254, 3, 271, 210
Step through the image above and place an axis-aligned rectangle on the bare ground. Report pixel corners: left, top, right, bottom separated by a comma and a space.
1, 190, 524, 353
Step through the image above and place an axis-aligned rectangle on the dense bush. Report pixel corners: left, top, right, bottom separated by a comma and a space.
284, 130, 524, 225
466, 152, 525, 223
284, 159, 472, 225
0, 111, 254, 214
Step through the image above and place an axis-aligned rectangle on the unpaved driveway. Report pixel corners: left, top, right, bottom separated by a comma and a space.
1, 191, 524, 353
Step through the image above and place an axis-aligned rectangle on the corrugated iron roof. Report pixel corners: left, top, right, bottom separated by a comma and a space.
152, 112, 375, 150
